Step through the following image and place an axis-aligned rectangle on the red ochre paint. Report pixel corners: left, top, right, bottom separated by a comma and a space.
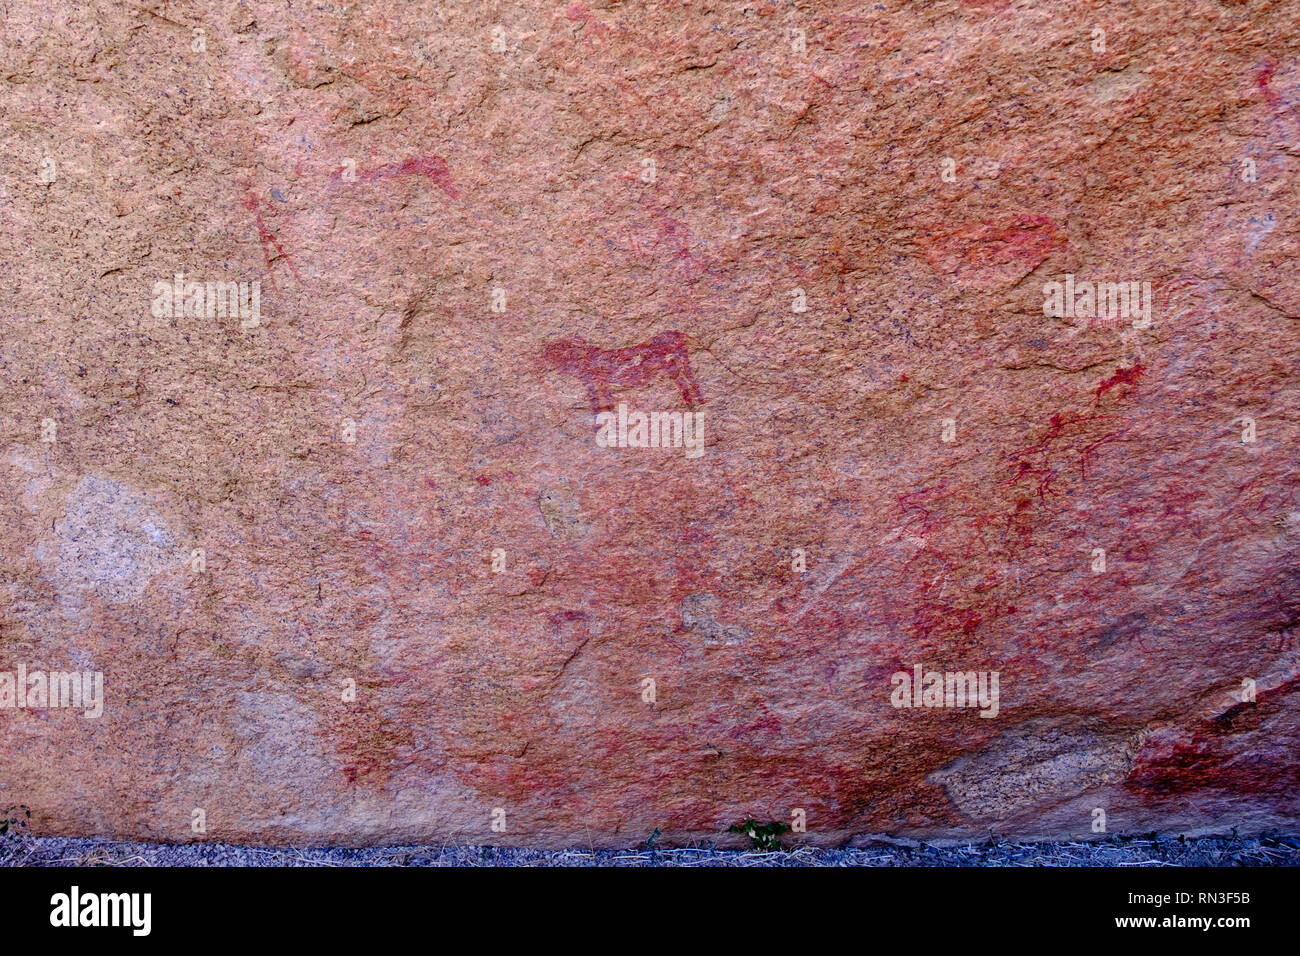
922, 214, 1065, 278
886, 377, 1144, 645
547, 609, 589, 628
979, 214, 1063, 265
334, 154, 459, 199
566, 1, 611, 39
1095, 362, 1146, 401
1256, 58, 1281, 110
1126, 677, 1300, 798
241, 190, 302, 290
538, 330, 704, 413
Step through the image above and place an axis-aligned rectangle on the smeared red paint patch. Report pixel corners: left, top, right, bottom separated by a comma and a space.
1126, 676, 1300, 798
880, 375, 1143, 648
617, 198, 727, 294
547, 609, 589, 629
652, 209, 705, 283
1256, 57, 1281, 109
566, 0, 611, 39
336, 154, 459, 199
621, 205, 723, 288
921, 214, 1064, 288
333, 696, 417, 787
1095, 362, 1145, 401
729, 713, 784, 741
241, 189, 302, 290
475, 474, 492, 486
538, 330, 704, 412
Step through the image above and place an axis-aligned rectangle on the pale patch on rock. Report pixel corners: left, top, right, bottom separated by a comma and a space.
548, 660, 604, 732
538, 482, 588, 538
39, 475, 183, 604
7, 448, 53, 513
1090, 64, 1147, 104
929, 719, 1147, 823
233, 691, 333, 784
681, 592, 750, 646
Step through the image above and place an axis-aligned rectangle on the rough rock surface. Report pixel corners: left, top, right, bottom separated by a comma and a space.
1, 0, 1298, 847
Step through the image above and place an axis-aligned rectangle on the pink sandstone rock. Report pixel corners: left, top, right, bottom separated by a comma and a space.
0, 0, 1297, 847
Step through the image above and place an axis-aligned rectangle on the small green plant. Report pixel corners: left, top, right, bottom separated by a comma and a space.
0, 805, 30, 838
729, 819, 790, 851
645, 827, 662, 851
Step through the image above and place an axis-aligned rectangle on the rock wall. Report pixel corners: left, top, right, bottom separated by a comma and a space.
1, 0, 1298, 846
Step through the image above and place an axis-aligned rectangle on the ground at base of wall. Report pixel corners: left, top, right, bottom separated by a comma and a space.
2, 834, 1297, 867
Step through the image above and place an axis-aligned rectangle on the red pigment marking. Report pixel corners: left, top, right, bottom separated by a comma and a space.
644, 207, 719, 286
546, 609, 588, 629
241, 190, 302, 291
728, 713, 784, 740
1011, 409, 1127, 488
816, 249, 857, 320
475, 474, 492, 486
888, 484, 1022, 642
891, 388, 1142, 645
332, 61, 441, 114
652, 209, 700, 281
334, 694, 418, 787
1006, 461, 1058, 503
566, 1, 611, 40
336, 155, 459, 199
1095, 362, 1145, 401
621, 200, 725, 290
538, 330, 704, 413
975, 214, 1063, 265
1126, 676, 1300, 798
801, 369, 1147, 651
921, 214, 1064, 282
1078, 423, 1124, 479
1256, 58, 1281, 109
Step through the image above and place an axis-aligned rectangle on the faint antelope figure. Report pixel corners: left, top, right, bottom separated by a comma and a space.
539, 330, 704, 414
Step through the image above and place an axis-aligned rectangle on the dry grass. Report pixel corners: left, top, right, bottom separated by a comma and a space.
3, 833, 1297, 867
